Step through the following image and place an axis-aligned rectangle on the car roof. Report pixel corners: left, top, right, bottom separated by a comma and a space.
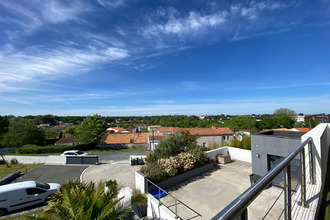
63, 150, 79, 153
0, 181, 37, 193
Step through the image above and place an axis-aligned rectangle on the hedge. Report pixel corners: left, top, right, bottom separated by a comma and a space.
15, 144, 95, 154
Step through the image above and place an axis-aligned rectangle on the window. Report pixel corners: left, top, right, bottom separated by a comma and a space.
26, 188, 46, 195
202, 142, 207, 147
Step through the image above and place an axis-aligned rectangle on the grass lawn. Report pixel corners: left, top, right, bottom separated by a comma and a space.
0, 163, 42, 179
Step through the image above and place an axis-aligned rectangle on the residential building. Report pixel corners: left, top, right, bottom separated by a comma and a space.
104, 133, 147, 148
157, 126, 234, 147
55, 137, 79, 146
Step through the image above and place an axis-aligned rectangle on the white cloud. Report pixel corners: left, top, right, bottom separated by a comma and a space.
103, 47, 130, 60
12, 95, 329, 116
96, 0, 126, 8
0, 0, 89, 36
0, 44, 130, 90
141, 8, 228, 39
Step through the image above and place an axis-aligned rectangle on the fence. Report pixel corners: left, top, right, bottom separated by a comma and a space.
146, 178, 202, 219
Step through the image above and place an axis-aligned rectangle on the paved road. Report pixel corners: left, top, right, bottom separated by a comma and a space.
95, 151, 149, 163
14, 165, 89, 184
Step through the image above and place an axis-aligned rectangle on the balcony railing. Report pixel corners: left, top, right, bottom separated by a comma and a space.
212, 137, 314, 220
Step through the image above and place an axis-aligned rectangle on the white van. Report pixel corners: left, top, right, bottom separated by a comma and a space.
0, 181, 60, 216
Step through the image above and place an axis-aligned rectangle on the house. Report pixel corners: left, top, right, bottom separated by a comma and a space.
147, 135, 167, 150
291, 127, 310, 132
157, 126, 234, 147
55, 137, 79, 146
104, 133, 148, 148
106, 127, 128, 133
148, 125, 161, 133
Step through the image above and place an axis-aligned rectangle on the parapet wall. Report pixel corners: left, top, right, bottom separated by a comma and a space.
206, 146, 251, 163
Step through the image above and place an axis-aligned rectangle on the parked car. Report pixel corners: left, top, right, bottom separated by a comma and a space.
0, 181, 60, 216
61, 150, 89, 156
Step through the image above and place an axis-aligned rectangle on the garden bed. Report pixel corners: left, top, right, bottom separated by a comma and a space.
147, 162, 215, 192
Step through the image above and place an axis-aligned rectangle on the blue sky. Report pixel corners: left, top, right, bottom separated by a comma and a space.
0, 0, 329, 116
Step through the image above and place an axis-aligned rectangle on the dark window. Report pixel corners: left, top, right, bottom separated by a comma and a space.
26, 188, 46, 195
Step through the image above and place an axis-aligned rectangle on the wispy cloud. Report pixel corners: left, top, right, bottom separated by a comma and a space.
18, 94, 330, 116
0, 44, 130, 90
0, 0, 89, 37
96, 0, 127, 9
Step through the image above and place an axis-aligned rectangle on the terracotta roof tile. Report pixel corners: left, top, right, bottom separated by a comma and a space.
293, 128, 310, 132
55, 137, 79, 144
104, 133, 147, 144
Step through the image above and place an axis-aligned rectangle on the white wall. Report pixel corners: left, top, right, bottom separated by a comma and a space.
227, 147, 252, 163
206, 147, 252, 163
135, 171, 146, 194
3, 155, 66, 164
147, 194, 177, 220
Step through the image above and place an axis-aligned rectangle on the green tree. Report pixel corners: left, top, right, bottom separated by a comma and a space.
273, 108, 296, 118
64, 125, 79, 135
75, 114, 106, 144
154, 133, 187, 159
29, 180, 131, 220
44, 128, 59, 139
224, 116, 257, 132
305, 116, 320, 128
1, 122, 45, 147
277, 115, 295, 128
0, 116, 9, 146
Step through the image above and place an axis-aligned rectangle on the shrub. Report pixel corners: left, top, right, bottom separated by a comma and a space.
159, 157, 180, 177
145, 152, 157, 165
177, 152, 196, 172
10, 158, 18, 164
186, 145, 208, 167
154, 133, 186, 159
140, 161, 167, 183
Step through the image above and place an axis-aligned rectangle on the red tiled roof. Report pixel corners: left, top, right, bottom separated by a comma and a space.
147, 135, 167, 141
158, 127, 180, 132
179, 127, 234, 135
55, 137, 79, 144
293, 128, 310, 132
158, 127, 234, 135
104, 133, 147, 144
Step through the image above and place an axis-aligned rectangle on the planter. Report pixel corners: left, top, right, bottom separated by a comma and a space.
147, 162, 215, 192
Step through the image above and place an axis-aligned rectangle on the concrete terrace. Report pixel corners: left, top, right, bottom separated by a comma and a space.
158, 160, 252, 219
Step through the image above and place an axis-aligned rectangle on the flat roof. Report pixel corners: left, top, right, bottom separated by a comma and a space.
252, 130, 304, 139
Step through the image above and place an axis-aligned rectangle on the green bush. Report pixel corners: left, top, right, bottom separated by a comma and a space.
140, 161, 168, 183
186, 145, 208, 167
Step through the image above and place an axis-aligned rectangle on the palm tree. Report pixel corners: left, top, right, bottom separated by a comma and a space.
28, 180, 131, 220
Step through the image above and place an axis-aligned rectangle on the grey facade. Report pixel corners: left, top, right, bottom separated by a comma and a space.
251, 131, 306, 186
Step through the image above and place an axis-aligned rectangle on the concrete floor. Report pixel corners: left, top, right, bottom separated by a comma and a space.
82, 160, 288, 220
159, 160, 252, 220
81, 161, 141, 189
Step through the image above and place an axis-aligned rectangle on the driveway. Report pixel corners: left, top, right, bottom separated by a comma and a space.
81, 162, 141, 189
13, 165, 89, 184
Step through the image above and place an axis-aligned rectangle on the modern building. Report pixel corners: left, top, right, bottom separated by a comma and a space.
250, 130, 306, 186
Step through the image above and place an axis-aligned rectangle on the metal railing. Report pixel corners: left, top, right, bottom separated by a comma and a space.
212, 137, 314, 220
146, 178, 202, 219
